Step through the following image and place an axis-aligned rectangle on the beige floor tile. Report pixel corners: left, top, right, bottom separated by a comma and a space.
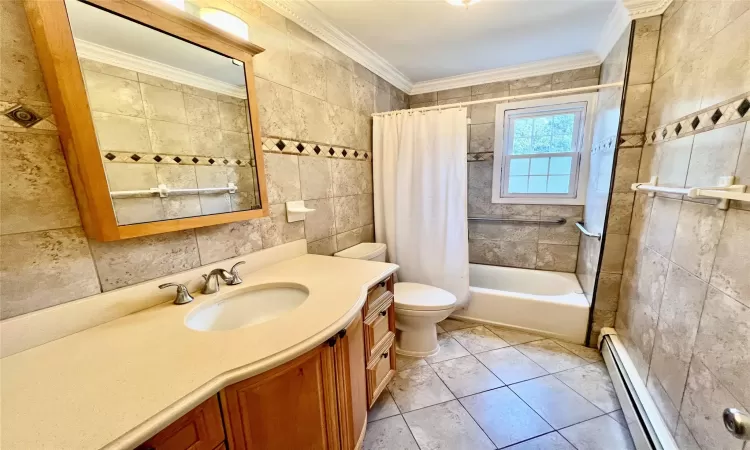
387, 365, 455, 412
486, 325, 544, 345
559, 415, 635, 450
363, 415, 419, 450
396, 353, 427, 371
554, 340, 604, 362
450, 326, 510, 354
476, 347, 548, 384
438, 317, 476, 332
403, 400, 494, 450
609, 410, 627, 426
554, 362, 620, 413
504, 432, 575, 449
431, 355, 503, 397
460, 387, 552, 448
436, 324, 446, 334
510, 375, 603, 429
368, 390, 400, 422
516, 339, 589, 373
425, 334, 470, 364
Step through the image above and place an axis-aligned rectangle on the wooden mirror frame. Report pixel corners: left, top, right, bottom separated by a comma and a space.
24, 0, 269, 241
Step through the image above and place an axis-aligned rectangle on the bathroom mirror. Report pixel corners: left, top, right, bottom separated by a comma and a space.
24, 0, 268, 240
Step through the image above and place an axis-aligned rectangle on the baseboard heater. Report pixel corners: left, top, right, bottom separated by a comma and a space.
598, 328, 678, 450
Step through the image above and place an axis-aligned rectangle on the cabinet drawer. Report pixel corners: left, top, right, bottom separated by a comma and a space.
136, 396, 224, 450
366, 336, 396, 408
364, 276, 393, 317
364, 298, 394, 362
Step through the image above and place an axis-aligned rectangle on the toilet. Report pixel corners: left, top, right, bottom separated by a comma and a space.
334, 243, 457, 357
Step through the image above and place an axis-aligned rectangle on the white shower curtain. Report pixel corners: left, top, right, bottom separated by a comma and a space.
373, 108, 470, 308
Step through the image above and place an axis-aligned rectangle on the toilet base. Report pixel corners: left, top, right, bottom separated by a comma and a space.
394, 307, 454, 357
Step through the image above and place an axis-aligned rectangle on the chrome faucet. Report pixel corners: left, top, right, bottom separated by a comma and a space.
201, 261, 245, 294
159, 283, 194, 305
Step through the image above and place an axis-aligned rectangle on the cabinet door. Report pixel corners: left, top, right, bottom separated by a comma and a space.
221, 343, 340, 450
335, 314, 368, 449
135, 396, 224, 450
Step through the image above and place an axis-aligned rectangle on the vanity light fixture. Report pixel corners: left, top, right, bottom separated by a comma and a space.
445, 0, 481, 8
199, 8, 249, 40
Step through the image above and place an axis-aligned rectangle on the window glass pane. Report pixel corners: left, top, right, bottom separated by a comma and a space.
512, 137, 533, 155
549, 156, 572, 175
509, 158, 530, 175
528, 176, 547, 193
514, 119, 533, 137
529, 157, 549, 175
532, 116, 552, 137
508, 176, 528, 193
532, 135, 552, 153
551, 113, 575, 135
551, 135, 573, 152
548, 175, 570, 193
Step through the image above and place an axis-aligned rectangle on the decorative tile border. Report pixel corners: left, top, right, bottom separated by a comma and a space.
467, 152, 493, 162
0, 101, 57, 133
102, 151, 256, 167
646, 92, 749, 145
592, 135, 617, 154
619, 133, 645, 148
261, 137, 371, 160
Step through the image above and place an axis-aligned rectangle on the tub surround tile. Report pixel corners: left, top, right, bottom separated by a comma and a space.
536, 244, 578, 272
387, 365, 455, 413
146, 119, 190, 155
449, 326, 510, 354
460, 387, 553, 448
431, 355, 503, 397
82, 70, 145, 118
475, 347, 548, 385
402, 400, 494, 450
469, 239, 537, 269
558, 415, 635, 450
674, 417, 702, 450
195, 165, 232, 215
91, 112, 151, 153
362, 415, 420, 450
218, 101, 248, 133
670, 201, 725, 281
469, 123, 494, 153
685, 123, 745, 188
515, 340, 589, 373
510, 375, 603, 429
425, 334, 470, 364
0, 228, 100, 319
646, 196, 682, 258
645, 373, 679, 432
155, 165, 201, 219
368, 390, 400, 422
554, 363, 619, 413
710, 209, 750, 306
140, 83, 186, 123
184, 94, 220, 128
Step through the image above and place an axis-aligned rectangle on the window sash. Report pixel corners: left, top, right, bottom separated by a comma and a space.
500, 152, 581, 198
504, 106, 585, 157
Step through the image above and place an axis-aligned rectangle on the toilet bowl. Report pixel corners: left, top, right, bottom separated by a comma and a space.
333, 243, 457, 357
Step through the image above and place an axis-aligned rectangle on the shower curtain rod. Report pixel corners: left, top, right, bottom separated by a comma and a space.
372, 82, 624, 117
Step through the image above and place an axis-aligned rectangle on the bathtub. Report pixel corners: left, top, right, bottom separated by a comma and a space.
451, 264, 590, 344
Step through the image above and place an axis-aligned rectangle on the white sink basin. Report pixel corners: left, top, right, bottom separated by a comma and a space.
185, 283, 309, 332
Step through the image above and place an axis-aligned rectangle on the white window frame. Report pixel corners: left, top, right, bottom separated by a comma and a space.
491, 93, 597, 205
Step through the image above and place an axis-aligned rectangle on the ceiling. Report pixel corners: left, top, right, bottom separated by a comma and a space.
305, 0, 617, 84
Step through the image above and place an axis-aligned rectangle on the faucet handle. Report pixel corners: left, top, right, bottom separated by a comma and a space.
227, 261, 245, 285
159, 283, 194, 305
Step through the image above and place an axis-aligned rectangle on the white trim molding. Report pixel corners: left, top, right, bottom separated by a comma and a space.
622, 0, 673, 19
595, 2, 632, 61
74, 39, 247, 98
409, 53, 601, 95
261, 0, 412, 93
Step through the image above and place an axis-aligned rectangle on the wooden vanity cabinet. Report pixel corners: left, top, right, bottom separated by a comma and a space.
138, 275, 396, 450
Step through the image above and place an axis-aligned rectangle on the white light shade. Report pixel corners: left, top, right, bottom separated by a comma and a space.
160, 0, 185, 10
199, 8, 249, 40
445, 0, 481, 6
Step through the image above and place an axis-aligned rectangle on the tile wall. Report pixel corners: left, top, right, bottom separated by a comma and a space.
582, 18, 663, 344
410, 67, 602, 272
611, 2, 750, 449
0, 0, 406, 319
79, 58, 261, 224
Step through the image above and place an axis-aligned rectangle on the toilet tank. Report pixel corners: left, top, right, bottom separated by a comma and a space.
333, 243, 386, 261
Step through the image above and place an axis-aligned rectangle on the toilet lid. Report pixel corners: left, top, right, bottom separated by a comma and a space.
394, 282, 457, 311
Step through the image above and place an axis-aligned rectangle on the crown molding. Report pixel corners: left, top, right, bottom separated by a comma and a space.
75, 39, 247, 98
409, 52, 601, 95
622, 0, 673, 19
261, 0, 412, 93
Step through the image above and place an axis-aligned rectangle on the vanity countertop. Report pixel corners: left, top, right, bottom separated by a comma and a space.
0, 254, 398, 450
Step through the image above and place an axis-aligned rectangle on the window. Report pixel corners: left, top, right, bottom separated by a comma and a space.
492, 94, 596, 205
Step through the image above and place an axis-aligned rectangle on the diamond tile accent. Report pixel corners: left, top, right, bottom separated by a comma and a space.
691, 116, 700, 130
674, 123, 682, 136
710, 108, 723, 124
192, 157, 199, 163
276, 140, 285, 151
173, 156, 182, 163
738, 99, 749, 117
4, 105, 42, 128
314, 145, 321, 154
105, 153, 116, 161
329, 148, 335, 155
153, 155, 162, 162
130, 154, 141, 162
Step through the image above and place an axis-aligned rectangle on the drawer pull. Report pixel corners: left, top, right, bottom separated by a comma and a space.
380, 310, 387, 316
379, 281, 386, 287
382, 351, 389, 359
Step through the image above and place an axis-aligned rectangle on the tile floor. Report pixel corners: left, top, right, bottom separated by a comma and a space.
363, 319, 635, 450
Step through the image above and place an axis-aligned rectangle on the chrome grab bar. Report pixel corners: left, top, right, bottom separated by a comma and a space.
575, 221, 601, 240
468, 216, 566, 225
